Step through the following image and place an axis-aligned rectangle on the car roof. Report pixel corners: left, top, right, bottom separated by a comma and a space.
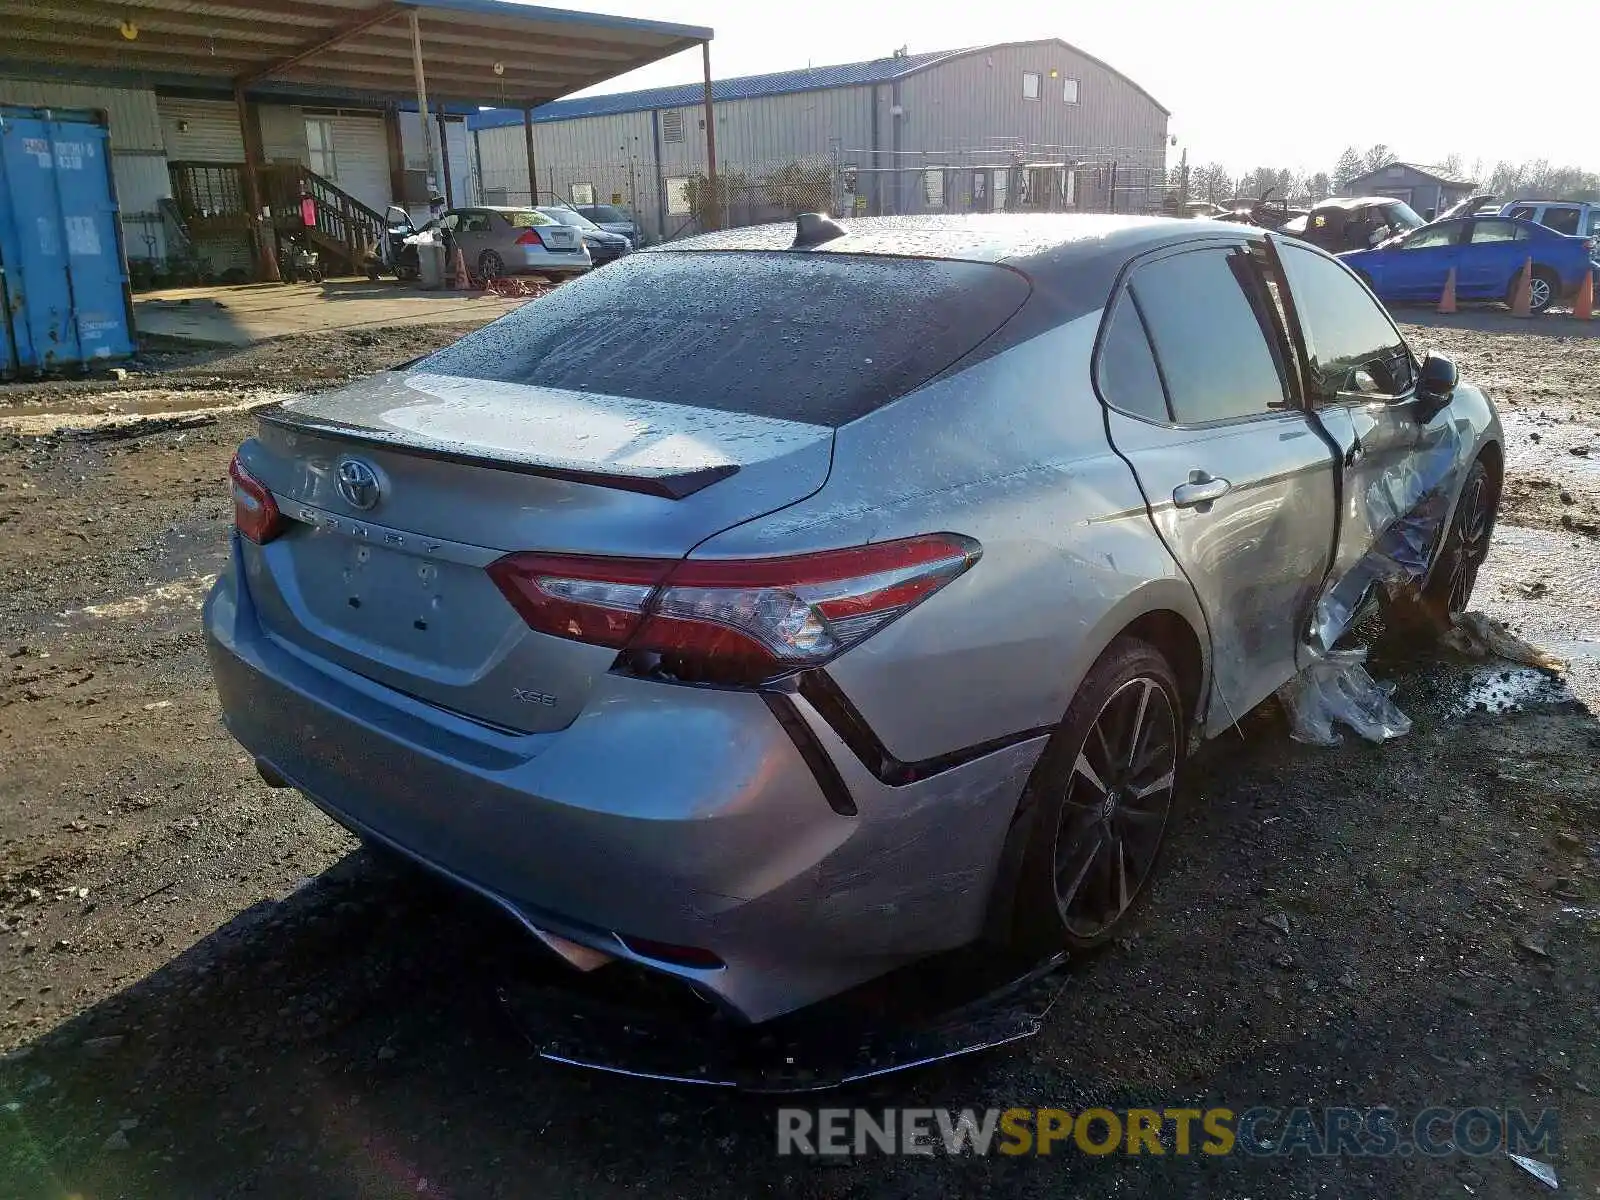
1314, 196, 1406, 210
658, 213, 1240, 270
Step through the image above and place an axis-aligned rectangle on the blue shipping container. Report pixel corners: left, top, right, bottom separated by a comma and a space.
0, 106, 136, 377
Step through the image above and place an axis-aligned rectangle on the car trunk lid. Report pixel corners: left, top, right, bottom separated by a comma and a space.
237, 370, 833, 733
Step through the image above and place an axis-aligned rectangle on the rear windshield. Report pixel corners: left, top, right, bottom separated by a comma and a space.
504, 210, 555, 228
417, 251, 1030, 425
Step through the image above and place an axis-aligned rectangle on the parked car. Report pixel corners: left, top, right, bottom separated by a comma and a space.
573, 203, 639, 242
1340, 214, 1596, 312
535, 205, 631, 266
1498, 199, 1600, 240
1281, 196, 1427, 252
427, 206, 590, 279
209, 215, 1501, 1023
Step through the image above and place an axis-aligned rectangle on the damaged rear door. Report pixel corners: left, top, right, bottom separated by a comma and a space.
1095, 240, 1340, 729
1273, 243, 1465, 647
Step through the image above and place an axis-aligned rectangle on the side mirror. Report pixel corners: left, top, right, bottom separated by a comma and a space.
1414, 351, 1458, 422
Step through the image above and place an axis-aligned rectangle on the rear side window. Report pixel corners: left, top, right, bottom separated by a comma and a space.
1470, 220, 1526, 244
418, 252, 1030, 425
1540, 208, 1582, 235
1279, 244, 1414, 397
1096, 293, 1168, 423
1128, 248, 1289, 424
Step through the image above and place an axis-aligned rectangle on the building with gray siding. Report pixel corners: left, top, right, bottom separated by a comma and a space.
471, 39, 1170, 242
1340, 162, 1478, 220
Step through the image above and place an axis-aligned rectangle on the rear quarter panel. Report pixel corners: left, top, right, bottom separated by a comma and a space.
693, 310, 1208, 764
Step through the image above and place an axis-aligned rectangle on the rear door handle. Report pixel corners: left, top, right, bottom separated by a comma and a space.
1172, 472, 1232, 509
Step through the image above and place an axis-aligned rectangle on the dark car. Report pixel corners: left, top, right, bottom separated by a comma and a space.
536, 206, 631, 266
1341, 215, 1597, 313
1282, 196, 1426, 253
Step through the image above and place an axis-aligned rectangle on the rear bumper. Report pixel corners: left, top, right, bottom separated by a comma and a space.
520, 248, 590, 274
204, 538, 1039, 1021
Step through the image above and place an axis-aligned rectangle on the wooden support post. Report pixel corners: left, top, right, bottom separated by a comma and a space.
522, 106, 537, 205
235, 84, 279, 282
700, 40, 719, 231
409, 9, 439, 206
437, 111, 454, 207
383, 102, 405, 213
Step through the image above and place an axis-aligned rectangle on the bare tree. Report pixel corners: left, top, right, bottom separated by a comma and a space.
1362, 144, 1395, 174
1332, 147, 1364, 192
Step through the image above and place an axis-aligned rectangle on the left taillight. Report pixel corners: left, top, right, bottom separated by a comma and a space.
487, 534, 981, 685
514, 228, 544, 246
229, 452, 283, 544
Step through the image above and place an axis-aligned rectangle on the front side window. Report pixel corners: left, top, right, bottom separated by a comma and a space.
1509, 205, 1537, 221
1131, 247, 1290, 424
1022, 71, 1041, 100
1279, 244, 1413, 399
1470, 219, 1525, 244
1401, 224, 1461, 250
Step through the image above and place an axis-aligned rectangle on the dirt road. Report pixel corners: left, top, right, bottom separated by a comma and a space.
1, 318, 1596, 1198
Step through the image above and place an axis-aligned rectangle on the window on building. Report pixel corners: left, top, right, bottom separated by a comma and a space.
661, 109, 685, 143
1063, 78, 1079, 104
665, 176, 692, 215
1022, 72, 1041, 100
570, 182, 596, 206
305, 118, 337, 179
922, 169, 945, 209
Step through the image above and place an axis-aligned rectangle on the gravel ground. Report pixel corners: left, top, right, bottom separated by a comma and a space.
0, 317, 1596, 1198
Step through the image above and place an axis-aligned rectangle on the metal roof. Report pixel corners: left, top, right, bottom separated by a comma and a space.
0, 0, 713, 108
1347, 161, 1478, 189
470, 38, 1168, 128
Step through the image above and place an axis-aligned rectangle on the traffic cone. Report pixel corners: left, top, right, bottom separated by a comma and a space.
1437, 266, 1457, 314
451, 245, 472, 290
1576, 268, 1595, 321
1510, 257, 1533, 318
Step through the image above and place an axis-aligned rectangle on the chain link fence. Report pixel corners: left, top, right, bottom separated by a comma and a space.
471, 146, 1167, 244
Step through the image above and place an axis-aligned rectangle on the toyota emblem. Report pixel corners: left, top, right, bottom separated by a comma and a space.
335, 458, 382, 510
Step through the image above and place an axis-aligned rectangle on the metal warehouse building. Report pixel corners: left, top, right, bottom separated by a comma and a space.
471, 39, 1170, 243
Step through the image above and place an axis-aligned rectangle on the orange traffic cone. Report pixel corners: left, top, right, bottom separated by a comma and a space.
1437, 266, 1457, 314
451, 245, 472, 290
1576, 268, 1595, 321
1510, 257, 1534, 318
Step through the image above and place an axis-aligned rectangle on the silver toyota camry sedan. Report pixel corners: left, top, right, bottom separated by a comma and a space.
206, 214, 1502, 1023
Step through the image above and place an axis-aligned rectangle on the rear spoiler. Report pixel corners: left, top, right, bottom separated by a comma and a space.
258, 405, 739, 501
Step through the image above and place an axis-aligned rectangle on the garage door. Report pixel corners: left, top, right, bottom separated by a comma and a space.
317, 113, 390, 215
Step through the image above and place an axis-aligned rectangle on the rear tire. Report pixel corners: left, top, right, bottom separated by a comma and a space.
1008, 637, 1185, 954
1508, 267, 1557, 313
478, 250, 504, 280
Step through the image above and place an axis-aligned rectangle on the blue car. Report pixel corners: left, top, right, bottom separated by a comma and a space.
1339, 215, 1596, 313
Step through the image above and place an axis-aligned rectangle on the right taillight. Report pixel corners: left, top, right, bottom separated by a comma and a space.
486, 534, 980, 684
514, 228, 544, 246
229, 453, 283, 544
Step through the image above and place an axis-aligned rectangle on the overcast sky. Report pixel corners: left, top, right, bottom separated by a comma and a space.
550, 0, 1592, 178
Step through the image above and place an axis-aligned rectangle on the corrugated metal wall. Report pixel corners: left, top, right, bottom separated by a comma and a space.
0, 77, 169, 258
156, 97, 245, 162
893, 44, 1167, 162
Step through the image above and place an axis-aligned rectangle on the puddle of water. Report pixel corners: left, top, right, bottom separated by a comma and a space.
64, 574, 218, 621
1450, 664, 1574, 716
0, 393, 287, 436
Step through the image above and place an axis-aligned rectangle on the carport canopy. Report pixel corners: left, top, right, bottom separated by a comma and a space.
0, 0, 713, 109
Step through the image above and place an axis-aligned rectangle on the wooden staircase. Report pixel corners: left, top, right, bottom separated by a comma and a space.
168, 161, 390, 276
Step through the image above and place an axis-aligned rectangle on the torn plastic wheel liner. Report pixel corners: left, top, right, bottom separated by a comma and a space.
498, 947, 1070, 1092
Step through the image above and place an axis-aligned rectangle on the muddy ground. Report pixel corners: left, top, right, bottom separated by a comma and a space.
0, 314, 1597, 1199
